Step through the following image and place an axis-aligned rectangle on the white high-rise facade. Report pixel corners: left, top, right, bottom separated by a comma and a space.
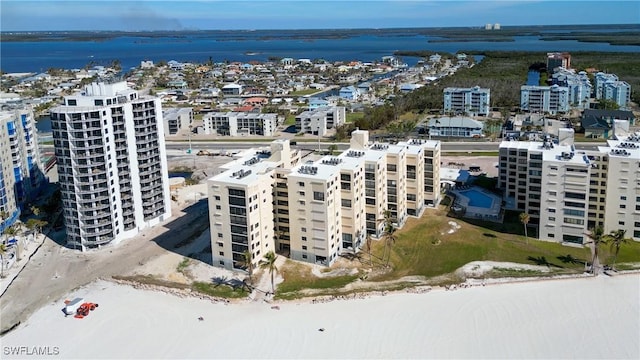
50, 81, 172, 250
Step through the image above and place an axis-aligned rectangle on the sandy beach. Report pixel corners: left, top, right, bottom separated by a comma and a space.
2, 274, 638, 359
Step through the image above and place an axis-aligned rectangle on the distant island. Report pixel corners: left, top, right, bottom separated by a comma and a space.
2, 24, 639, 46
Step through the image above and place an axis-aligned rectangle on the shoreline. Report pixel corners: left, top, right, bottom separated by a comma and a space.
3, 273, 638, 359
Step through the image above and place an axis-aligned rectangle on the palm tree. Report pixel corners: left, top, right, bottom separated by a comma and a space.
383, 222, 397, 266
607, 229, 631, 270
0, 243, 7, 278
380, 210, 397, 266
260, 251, 278, 294
519, 212, 530, 243
365, 234, 374, 267
585, 226, 607, 276
240, 250, 254, 285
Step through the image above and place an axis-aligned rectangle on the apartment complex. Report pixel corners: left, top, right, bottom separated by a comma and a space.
50, 81, 172, 250
498, 132, 640, 244
0, 107, 44, 232
443, 86, 491, 116
208, 130, 442, 268
520, 85, 570, 114
594, 72, 631, 109
546, 52, 571, 71
295, 106, 345, 136
162, 107, 193, 135
550, 68, 592, 109
203, 112, 279, 136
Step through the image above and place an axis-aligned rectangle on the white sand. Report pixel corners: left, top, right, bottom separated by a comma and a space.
2, 275, 638, 359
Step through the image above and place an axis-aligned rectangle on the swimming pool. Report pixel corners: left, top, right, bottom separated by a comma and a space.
459, 189, 494, 208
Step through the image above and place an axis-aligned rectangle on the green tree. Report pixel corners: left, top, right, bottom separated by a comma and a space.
519, 212, 530, 243
260, 251, 278, 294
607, 229, 631, 270
595, 99, 619, 110
585, 226, 607, 276
328, 144, 338, 155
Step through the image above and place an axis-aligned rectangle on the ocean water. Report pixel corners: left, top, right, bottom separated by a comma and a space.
2, 31, 640, 73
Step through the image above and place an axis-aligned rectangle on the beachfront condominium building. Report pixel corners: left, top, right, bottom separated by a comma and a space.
208, 130, 442, 268
498, 131, 640, 243
295, 106, 346, 136
594, 72, 631, 109
443, 86, 491, 116
0, 107, 45, 232
546, 52, 571, 71
203, 112, 279, 136
50, 81, 172, 250
550, 69, 592, 109
162, 107, 193, 135
288, 162, 342, 266
209, 140, 301, 270
520, 85, 570, 114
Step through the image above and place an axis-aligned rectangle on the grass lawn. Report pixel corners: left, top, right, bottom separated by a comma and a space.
284, 114, 296, 126
276, 262, 362, 300
191, 281, 249, 299
275, 206, 640, 297
370, 208, 640, 282
346, 112, 364, 123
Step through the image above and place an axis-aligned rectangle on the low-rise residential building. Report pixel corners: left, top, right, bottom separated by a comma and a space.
162, 107, 193, 135
581, 109, 635, 139
339, 86, 360, 101
594, 72, 631, 109
427, 116, 484, 138
203, 112, 279, 136
550, 69, 591, 109
222, 83, 243, 96
520, 85, 570, 114
295, 106, 345, 136
443, 86, 491, 116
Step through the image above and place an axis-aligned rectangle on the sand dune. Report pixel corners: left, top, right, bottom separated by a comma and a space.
2, 274, 638, 359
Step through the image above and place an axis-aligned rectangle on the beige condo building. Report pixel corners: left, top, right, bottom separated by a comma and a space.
209, 130, 443, 268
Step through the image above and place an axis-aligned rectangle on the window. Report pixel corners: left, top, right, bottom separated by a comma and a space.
302, 236, 307, 241
563, 218, 584, 225
313, 191, 325, 201
301, 227, 307, 233
387, 164, 397, 172
341, 199, 352, 208
218, 233, 223, 238
215, 205, 221, 210
298, 182, 305, 187
214, 195, 221, 201
302, 245, 307, 250
548, 233, 555, 238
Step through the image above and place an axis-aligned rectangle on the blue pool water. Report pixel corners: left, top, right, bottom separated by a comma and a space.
460, 189, 493, 208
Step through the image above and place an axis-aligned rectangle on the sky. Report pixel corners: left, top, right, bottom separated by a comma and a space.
1, 0, 639, 31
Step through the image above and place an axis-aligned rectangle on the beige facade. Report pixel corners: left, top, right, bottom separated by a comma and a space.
499, 132, 640, 243
287, 163, 342, 266
209, 129, 444, 268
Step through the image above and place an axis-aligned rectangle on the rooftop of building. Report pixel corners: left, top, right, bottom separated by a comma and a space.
209, 155, 280, 186
289, 162, 338, 181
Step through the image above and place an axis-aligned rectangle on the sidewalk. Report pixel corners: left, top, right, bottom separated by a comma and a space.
0, 232, 47, 296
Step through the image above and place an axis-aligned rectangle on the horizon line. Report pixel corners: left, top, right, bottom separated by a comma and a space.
2, 23, 639, 33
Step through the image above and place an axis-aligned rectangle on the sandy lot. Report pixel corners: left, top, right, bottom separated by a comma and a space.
2, 274, 638, 359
